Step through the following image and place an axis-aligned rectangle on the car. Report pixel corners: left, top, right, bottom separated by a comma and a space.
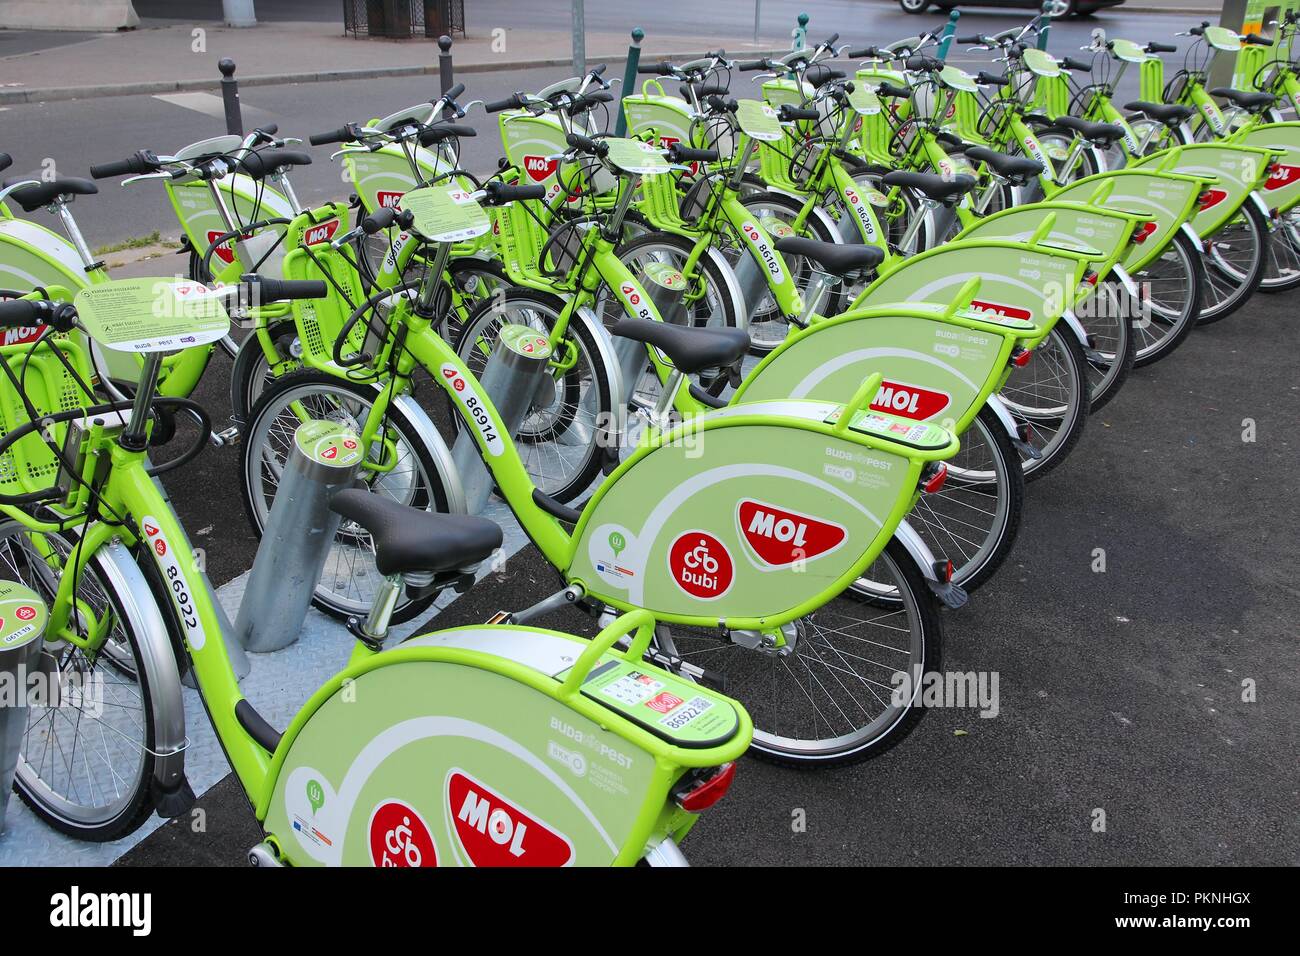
897, 0, 1125, 18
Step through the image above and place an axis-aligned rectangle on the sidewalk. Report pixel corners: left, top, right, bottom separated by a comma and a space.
0, 3, 1221, 107
0, 18, 773, 105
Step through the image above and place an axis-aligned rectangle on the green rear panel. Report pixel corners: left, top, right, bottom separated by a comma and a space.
1133, 144, 1273, 237
1239, 122, 1300, 213
569, 407, 949, 625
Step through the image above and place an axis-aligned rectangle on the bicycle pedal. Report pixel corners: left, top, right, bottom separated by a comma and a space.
212, 426, 241, 447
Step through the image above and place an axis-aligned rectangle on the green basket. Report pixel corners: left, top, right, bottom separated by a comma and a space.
0, 335, 96, 498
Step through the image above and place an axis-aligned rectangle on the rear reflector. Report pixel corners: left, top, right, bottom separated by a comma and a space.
673, 762, 737, 812
921, 462, 948, 494
1010, 347, 1032, 367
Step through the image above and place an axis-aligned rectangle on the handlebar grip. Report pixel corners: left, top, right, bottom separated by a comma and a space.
976, 71, 1010, 87
706, 94, 739, 113
441, 82, 466, 102
309, 127, 353, 146
361, 209, 398, 235
905, 54, 943, 72
590, 63, 608, 76
877, 81, 912, 99
485, 93, 526, 113
89, 150, 159, 179
0, 298, 51, 329
565, 132, 609, 157
418, 123, 478, 147
956, 35, 982, 44
669, 144, 720, 164
822, 33, 840, 47
485, 182, 546, 204
1146, 41, 1177, 53
778, 105, 820, 122
1059, 57, 1091, 72
1242, 32, 1270, 46
1189, 25, 1205, 36
736, 59, 767, 71
246, 277, 328, 302
637, 62, 675, 75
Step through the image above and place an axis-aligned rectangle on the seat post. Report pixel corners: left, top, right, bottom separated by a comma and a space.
51, 201, 97, 270
650, 369, 684, 430
357, 574, 404, 647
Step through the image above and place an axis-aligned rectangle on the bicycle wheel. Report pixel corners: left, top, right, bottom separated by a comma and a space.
0, 521, 159, 841
1197, 202, 1268, 325
652, 539, 941, 767
734, 190, 845, 351
856, 405, 1023, 599
1079, 278, 1136, 411
229, 319, 299, 424
1258, 207, 1300, 292
241, 371, 453, 623
606, 231, 741, 334
1132, 230, 1203, 367
848, 167, 933, 253
454, 289, 615, 503
1000, 325, 1090, 481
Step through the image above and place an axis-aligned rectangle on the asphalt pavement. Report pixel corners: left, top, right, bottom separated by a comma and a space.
112, 258, 1300, 867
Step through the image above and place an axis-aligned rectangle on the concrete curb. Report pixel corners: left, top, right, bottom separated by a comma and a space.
0, 48, 789, 106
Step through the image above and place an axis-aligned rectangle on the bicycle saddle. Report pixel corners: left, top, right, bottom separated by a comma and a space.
329, 489, 503, 577
679, 78, 730, 100
880, 170, 977, 205
1124, 101, 1196, 126
1208, 87, 1277, 112
236, 149, 312, 180
1, 177, 97, 212
1053, 116, 1126, 145
964, 146, 1043, 183
773, 236, 885, 276
609, 319, 750, 373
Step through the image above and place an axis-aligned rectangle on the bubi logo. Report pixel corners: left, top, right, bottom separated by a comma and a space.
1265, 164, 1300, 191
304, 219, 341, 246
667, 531, 734, 599
737, 500, 846, 567
870, 379, 951, 420
376, 190, 404, 208
970, 299, 1032, 322
523, 154, 559, 183
1197, 188, 1228, 212
448, 771, 574, 866
368, 800, 438, 867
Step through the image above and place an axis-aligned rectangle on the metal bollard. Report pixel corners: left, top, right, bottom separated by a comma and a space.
438, 35, 455, 119
451, 325, 553, 515
614, 27, 645, 137
234, 421, 364, 653
734, 214, 794, 316
0, 581, 47, 834
218, 58, 243, 137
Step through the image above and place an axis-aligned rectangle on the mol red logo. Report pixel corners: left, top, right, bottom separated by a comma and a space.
1265, 164, 1300, 191
368, 800, 438, 867
620, 283, 641, 306
969, 299, 1033, 322
442, 366, 467, 391
667, 531, 734, 599
376, 190, 404, 208
304, 219, 341, 245
1, 325, 49, 347
523, 154, 559, 183
206, 230, 237, 265
737, 500, 846, 567
448, 771, 573, 866
870, 379, 951, 420
1198, 188, 1228, 212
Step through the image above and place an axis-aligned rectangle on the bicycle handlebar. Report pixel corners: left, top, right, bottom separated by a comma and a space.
484, 92, 527, 113
90, 150, 161, 179
1146, 41, 1177, 53
308, 126, 357, 146
565, 132, 609, 157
